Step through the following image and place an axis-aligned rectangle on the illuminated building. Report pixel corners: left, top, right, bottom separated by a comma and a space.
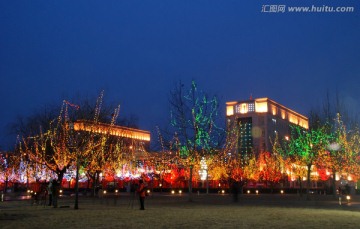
72, 120, 151, 151
226, 97, 308, 156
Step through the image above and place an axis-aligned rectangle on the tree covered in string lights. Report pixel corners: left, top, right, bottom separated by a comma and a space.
285, 125, 330, 199
197, 118, 239, 191
153, 127, 174, 189
78, 95, 120, 196
257, 151, 284, 192
16, 92, 130, 208
347, 127, 360, 180
67, 126, 99, 209
169, 81, 223, 201
0, 152, 20, 191
20, 101, 75, 185
254, 133, 289, 190
322, 113, 360, 196
241, 154, 258, 182
323, 113, 351, 196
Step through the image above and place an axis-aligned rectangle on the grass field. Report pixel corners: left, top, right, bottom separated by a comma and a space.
1, 193, 360, 229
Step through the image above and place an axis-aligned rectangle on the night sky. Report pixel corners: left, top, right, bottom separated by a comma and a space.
1, 1, 360, 150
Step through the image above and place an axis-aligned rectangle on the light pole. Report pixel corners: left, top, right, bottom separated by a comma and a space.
327, 142, 340, 198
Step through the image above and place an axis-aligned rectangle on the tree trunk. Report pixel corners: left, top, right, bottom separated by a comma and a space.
26, 169, 29, 189
160, 178, 163, 193
87, 176, 90, 190
332, 170, 337, 198
53, 169, 65, 208
5, 177, 8, 192
298, 176, 303, 197
188, 166, 193, 202
74, 159, 80, 209
92, 173, 97, 197
88, 173, 96, 197
306, 164, 311, 200
57, 169, 65, 187
206, 170, 209, 194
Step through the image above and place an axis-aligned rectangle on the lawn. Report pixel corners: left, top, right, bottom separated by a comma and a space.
1, 193, 359, 229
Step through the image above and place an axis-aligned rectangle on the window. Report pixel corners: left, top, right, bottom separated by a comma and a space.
235, 103, 255, 113
248, 103, 255, 112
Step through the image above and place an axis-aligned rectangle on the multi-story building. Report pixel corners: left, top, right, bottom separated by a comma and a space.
226, 97, 308, 156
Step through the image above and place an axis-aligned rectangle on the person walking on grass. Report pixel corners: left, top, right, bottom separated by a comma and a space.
137, 180, 146, 210
231, 180, 239, 203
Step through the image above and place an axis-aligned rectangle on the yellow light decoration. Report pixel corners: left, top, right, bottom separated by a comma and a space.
346, 195, 351, 201
335, 173, 340, 181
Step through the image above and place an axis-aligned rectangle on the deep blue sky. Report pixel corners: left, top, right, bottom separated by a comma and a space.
1, 1, 360, 150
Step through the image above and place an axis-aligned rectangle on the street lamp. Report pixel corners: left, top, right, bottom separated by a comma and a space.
327, 142, 341, 197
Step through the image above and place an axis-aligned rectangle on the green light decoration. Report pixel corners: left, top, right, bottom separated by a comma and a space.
285, 124, 331, 199
180, 146, 189, 157
169, 80, 223, 201
170, 81, 222, 156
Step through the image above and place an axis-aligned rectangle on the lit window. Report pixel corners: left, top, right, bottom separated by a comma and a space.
240, 103, 248, 113
281, 110, 286, 119
226, 106, 234, 116
255, 101, 268, 113
271, 105, 277, 115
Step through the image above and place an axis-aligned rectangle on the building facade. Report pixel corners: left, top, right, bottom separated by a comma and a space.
226, 97, 308, 156
73, 120, 151, 152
